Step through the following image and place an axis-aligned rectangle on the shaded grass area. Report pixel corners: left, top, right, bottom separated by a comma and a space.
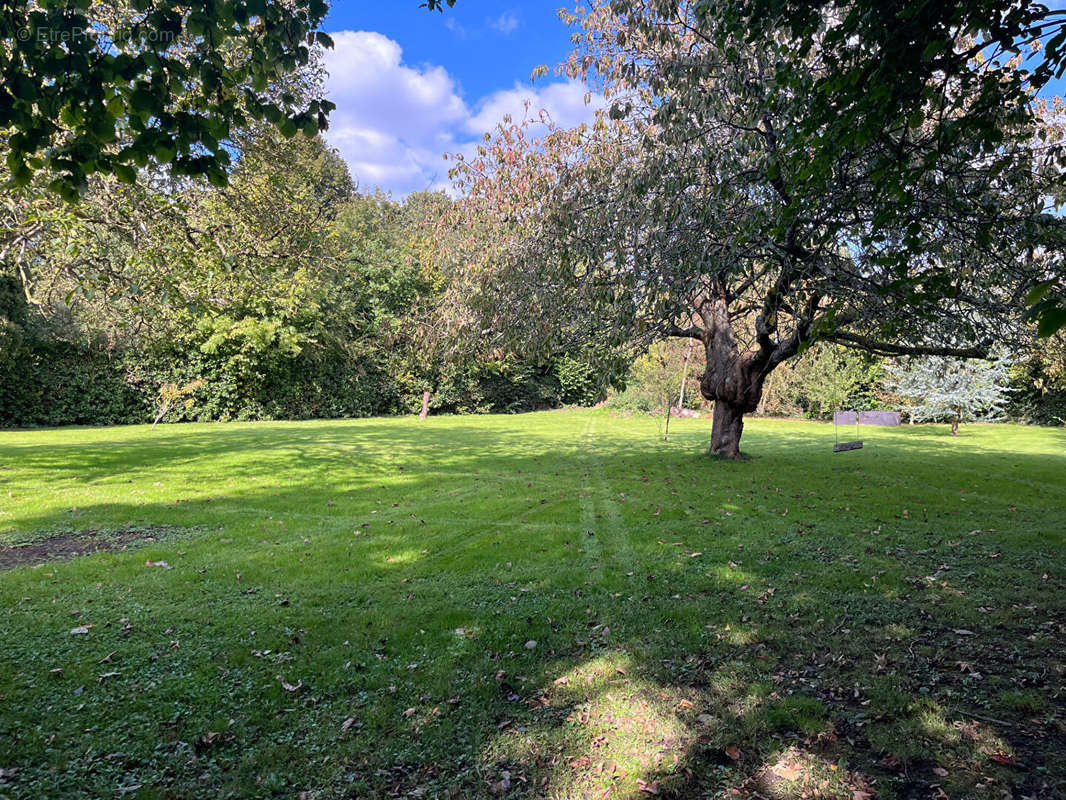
0, 411, 1063, 799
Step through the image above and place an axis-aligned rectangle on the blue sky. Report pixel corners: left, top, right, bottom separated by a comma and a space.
324, 2, 575, 102
320, 2, 1066, 197
319, 2, 596, 196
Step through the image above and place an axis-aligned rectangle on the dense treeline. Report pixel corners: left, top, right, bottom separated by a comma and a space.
608, 339, 1066, 427
0, 129, 604, 428
2, 51, 1063, 430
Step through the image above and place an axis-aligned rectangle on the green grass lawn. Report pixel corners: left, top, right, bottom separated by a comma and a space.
1, 411, 1064, 800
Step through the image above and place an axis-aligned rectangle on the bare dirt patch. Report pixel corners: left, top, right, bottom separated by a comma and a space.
0, 525, 190, 570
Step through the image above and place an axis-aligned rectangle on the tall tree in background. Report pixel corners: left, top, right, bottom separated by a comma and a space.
887, 354, 1015, 435
333, 188, 454, 417
5, 124, 350, 331
447, 0, 1064, 457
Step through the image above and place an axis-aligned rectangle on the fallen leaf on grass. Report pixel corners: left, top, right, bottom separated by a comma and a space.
489, 775, 512, 794
278, 676, 303, 693
725, 745, 741, 761
636, 778, 661, 795
773, 763, 802, 781
987, 752, 1018, 766
341, 717, 358, 732
145, 560, 171, 569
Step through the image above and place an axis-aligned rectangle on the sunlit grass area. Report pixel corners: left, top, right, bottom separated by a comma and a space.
1, 411, 1064, 799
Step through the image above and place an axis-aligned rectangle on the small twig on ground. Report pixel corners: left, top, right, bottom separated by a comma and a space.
955, 708, 1015, 727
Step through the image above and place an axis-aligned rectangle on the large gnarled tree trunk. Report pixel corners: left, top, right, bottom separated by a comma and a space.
684, 284, 984, 456
700, 346, 770, 459
687, 293, 806, 458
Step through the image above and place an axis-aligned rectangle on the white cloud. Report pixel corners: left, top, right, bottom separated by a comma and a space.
321, 31, 468, 195
443, 17, 467, 38
489, 12, 519, 35
466, 80, 603, 137
322, 31, 601, 196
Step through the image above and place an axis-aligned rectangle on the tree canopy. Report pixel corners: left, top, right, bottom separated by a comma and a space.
446, 0, 1066, 456
1, 0, 335, 200
708, 0, 1066, 334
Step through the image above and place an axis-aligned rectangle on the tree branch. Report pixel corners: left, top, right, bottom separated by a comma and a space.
665, 323, 704, 340
827, 332, 989, 359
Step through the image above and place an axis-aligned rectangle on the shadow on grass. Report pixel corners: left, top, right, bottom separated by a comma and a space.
0, 417, 1063, 799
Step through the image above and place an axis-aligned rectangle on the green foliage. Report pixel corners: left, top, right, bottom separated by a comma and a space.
0, 338, 147, 427
608, 342, 884, 419
0, 272, 147, 425
152, 377, 206, 427
449, 0, 1059, 457
0, 0, 334, 200
606, 341, 702, 413
712, 0, 1066, 337
0, 126, 606, 427
555, 356, 606, 406
886, 353, 1015, 427
1007, 333, 1066, 425
124, 339, 401, 423
761, 344, 884, 419
0, 273, 28, 368
1025, 279, 1066, 337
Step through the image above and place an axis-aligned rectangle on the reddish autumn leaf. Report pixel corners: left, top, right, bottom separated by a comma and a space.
725, 745, 741, 760
988, 752, 1018, 766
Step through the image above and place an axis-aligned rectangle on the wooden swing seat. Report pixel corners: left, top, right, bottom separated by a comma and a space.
833, 440, 864, 452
